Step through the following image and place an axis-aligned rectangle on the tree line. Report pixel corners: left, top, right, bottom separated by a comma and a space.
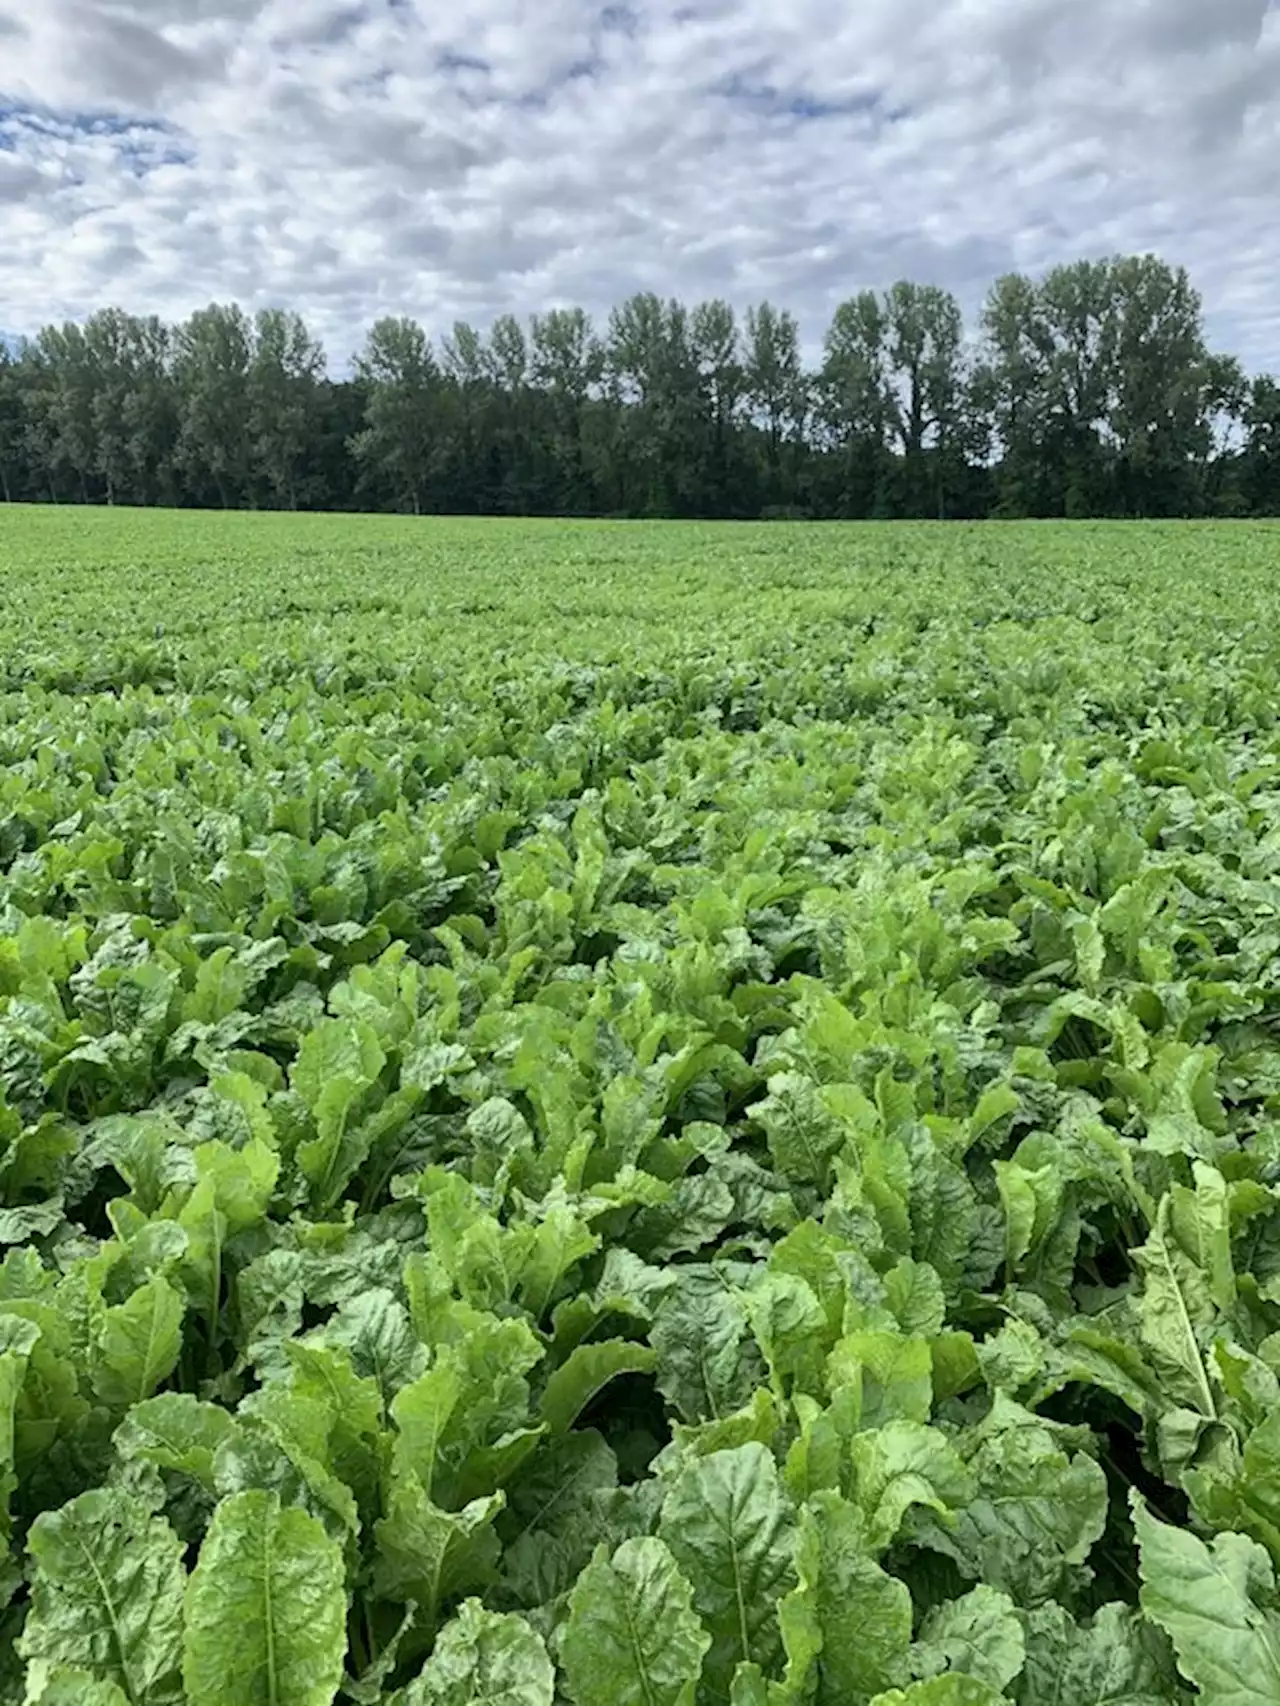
2, 253, 1278, 519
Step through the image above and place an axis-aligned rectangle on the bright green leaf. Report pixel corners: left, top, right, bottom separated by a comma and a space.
19, 1488, 186, 1706
562, 1537, 710, 1706
403, 1598, 553, 1706
183, 1489, 347, 1706
659, 1443, 795, 1703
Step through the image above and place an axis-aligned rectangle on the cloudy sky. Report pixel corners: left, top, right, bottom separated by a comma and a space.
1, 0, 1278, 371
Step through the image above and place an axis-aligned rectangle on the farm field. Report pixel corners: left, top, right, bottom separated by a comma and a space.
4, 506, 1280, 1704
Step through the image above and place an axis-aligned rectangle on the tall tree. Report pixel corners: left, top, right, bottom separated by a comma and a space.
1242, 375, 1280, 515
0, 251, 1269, 520
530, 307, 601, 513
485, 314, 531, 512
1188, 352, 1246, 516
820, 293, 894, 517
174, 305, 254, 508
0, 345, 31, 503
1107, 256, 1222, 516
439, 321, 495, 511
248, 309, 326, 510
27, 323, 99, 502
883, 282, 965, 516
1035, 259, 1118, 515
120, 316, 180, 508
603, 292, 671, 514
974, 271, 1050, 516
979, 263, 1119, 516
350, 316, 441, 515
652, 299, 712, 516
691, 300, 746, 515
311, 378, 368, 512
744, 303, 805, 512
82, 309, 140, 505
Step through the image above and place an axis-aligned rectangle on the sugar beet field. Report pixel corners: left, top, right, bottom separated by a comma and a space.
5, 507, 1280, 1706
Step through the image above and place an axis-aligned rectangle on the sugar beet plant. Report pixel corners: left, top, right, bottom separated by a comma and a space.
5, 508, 1280, 1705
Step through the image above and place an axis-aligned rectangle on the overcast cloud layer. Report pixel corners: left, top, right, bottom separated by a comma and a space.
1, 0, 1278, 370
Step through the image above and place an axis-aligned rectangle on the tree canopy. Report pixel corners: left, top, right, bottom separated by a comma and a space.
1, 253, 1276, 518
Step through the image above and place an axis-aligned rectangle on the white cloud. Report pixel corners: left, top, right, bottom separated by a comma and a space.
0, 0, 1277, 371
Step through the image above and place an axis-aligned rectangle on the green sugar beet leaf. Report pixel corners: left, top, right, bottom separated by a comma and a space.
1017, 1600, 1183, 1706
18, 1488, 186, 1706
1134, 1492, 1280, 1706
561, 1537, 710, 1706
783, 1489, 914, 1704
90, 1275, 185, 1412
402, 1599, 554, 1706
922, 1401, 1108, 1606
651, 1270, 766, 1425
848, 1420, 975, 1553
497, 1429, 619, 1608
869, 1681, 1010, 1706
1, 1320, 36, 1565
372, 1477, 505, 1636
539, 1340, 657, 1434
183, 1489, 347, 1706
751, 1074, 847, 1192
659, 1443, 795, 1704
111, 1392, 239, 1494
291, 1017, 387, 1210
29, 1671, 132, 1706
910, 1586, 1024, 1693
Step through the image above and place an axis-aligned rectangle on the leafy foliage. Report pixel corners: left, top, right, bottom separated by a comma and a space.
1, 257, 1276, 521
4, 509, 1280, 1704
